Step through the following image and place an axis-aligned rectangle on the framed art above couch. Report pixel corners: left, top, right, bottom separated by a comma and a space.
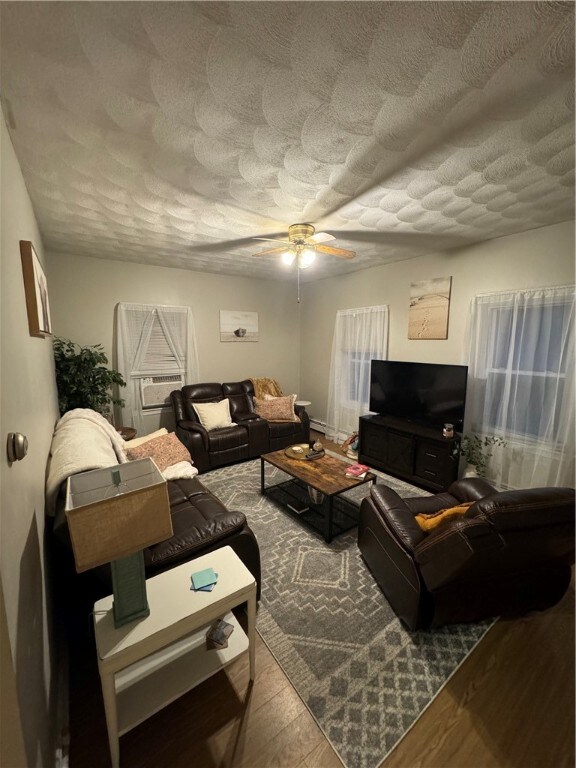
20, 239, 52, 337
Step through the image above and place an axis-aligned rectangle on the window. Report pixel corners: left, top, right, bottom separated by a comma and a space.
117, 303, 199, 432
484, 302, 569, 439
344, 349, 377, 405
466, 285, 574, 487
326, 305, 388, 442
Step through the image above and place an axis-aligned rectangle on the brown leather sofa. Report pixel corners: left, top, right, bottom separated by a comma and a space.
358, 478, 575, 630
53, 474, 261, 602
171, 380, 310, 473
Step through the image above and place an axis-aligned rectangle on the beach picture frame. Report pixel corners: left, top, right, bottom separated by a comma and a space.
408, 277, 452, 340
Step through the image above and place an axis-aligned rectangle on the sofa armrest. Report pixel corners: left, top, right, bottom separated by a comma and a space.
174, 422, 210, 473
233, 412, 262, 423
414, 517, 503, 590
175, 419, 209, 450
242, 417, 269, 457
366, 485, 426, 551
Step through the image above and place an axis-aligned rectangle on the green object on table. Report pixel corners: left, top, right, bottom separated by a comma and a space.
111, 551, 150, 628
191, 567, 218, 591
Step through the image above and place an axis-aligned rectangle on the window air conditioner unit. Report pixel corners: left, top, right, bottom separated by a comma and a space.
140, 375, 184, 409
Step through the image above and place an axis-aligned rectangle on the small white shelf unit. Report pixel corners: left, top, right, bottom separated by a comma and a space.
93, 546, 256, 768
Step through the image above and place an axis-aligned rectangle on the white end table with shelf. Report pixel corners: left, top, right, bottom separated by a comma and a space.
93, 545, 256, 767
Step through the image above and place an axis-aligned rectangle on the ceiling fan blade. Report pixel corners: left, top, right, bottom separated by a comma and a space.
252, 246, 290, 258
253, 237, 291, 244
325, 231, 472, 248
187, 231, 286, 253
316, 244, 356, 259
307, 232, 335, 245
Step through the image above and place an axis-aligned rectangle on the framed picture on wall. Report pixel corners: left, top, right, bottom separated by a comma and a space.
219, 310, 259, 342
20, 240, 52, 337
408, 276, 452, 340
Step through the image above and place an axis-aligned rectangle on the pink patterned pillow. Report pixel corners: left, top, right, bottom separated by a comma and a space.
126, 432, 191, 471
254, 395, 299, 422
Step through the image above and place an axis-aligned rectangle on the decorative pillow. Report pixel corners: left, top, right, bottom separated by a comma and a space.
193, 399, 233, 431
124, 428, 168, 449
415, 501, 474, 532
254, 394, 299, 422
126, 432, 191, 472
262, 393, 297, 402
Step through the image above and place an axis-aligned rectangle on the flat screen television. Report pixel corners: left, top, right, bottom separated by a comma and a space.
369, 360, 468, 430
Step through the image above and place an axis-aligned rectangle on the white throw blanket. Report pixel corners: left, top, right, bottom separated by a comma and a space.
162, 461, 198, 481
45, 409, 128, 516
45, 408, 198, 515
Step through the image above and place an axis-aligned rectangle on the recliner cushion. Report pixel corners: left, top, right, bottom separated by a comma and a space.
144, 477, 247, 569
207, 425, 249, 451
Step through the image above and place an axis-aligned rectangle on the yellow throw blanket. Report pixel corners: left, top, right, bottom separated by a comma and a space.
415, 501, 474, 532
250, 377, 283, 399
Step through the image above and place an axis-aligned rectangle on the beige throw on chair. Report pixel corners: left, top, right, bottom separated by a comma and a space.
250, 377, 283, 399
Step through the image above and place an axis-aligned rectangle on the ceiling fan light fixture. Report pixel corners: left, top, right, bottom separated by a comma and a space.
298, 248, 316, 269
250, 223, 354, 268
281, 250, 296, 266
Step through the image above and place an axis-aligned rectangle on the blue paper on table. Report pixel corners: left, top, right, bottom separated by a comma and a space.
192, 574, 218, 592
191, 567, 218, 591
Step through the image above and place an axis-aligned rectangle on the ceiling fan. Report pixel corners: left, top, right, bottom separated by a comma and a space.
251, 223, 356, 269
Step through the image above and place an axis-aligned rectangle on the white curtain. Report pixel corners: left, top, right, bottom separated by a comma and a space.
117, 303, 199, 433
466, 285, 574, 489
326, 305, 389, 443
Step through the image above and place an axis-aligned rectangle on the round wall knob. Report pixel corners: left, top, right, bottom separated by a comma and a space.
7, 433, 28, 462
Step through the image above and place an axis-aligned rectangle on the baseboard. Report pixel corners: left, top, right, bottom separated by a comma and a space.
309, 419, 326, 433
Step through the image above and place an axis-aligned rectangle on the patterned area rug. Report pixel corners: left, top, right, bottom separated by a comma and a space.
201, 456, 495, 768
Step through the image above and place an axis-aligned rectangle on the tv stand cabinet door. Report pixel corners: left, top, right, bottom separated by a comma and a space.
359, 418, 386, 464
358, 419, 414, 480
385, 430, 414, 477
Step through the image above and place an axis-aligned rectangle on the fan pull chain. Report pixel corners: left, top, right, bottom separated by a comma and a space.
297, 265, 301, 303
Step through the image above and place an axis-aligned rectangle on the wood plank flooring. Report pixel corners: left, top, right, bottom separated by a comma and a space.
67, 433, 575, 768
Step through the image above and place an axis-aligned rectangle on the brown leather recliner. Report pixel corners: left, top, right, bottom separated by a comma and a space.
358, 478, 575, 630
171, 379, 310, 473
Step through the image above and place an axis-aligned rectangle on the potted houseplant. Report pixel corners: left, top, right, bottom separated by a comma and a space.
459, 433, 507, 477
53, 336, 126, 418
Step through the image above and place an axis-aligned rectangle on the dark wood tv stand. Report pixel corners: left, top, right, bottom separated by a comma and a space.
358, 414, 461, 492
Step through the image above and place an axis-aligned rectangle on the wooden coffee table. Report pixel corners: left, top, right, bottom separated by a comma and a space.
260, 447, 376, 542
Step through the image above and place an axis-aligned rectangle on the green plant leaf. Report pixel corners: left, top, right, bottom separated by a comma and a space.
459, 432, 507, 476
53, 336, 126, 417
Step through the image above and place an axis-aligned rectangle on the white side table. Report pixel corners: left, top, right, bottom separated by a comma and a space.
93, 546, 256, 767
295, 400, 311, 408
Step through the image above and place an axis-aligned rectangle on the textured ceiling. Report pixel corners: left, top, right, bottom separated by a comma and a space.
1, 2, 574, 282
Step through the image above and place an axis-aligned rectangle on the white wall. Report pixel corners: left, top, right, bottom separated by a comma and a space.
300, 221, 575, 425
47, 255, 301, 430
47, 221, 575, 432
0, 116, 61, 766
